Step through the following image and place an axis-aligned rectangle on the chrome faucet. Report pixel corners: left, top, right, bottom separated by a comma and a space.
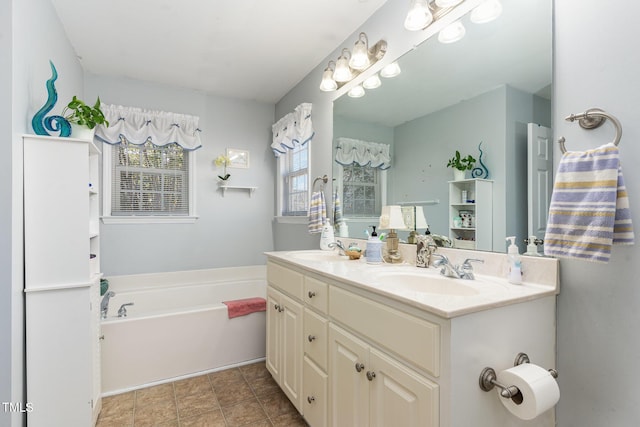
100, 291, 115, 319
431, 255, 484, 280
117, 303, 134, 318
328, 240, 346, 255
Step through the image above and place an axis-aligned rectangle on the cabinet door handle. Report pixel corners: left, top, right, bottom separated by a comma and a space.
308, 291, 316, 298
308, 335, 316, 342
355, 363, 365, 373
279, 306, 284, 312
366, 371, 376, 381
274, 304, 280, 311
99, 335, 104, 341
307, 396, 315, 404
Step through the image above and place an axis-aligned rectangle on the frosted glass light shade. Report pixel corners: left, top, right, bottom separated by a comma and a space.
379, 205, 409, 230
404, 0, 433, 31
380, 62, 401, 78
333, 49, 353, 83
435, 0, 463, 7
349, 33, 370, 71
347, 84, 365, 98
415, 206, 429, 229
363, 73, 381, 89
319, 64, 338, 91
438, 21, 466, 44
470, 0, 503, 24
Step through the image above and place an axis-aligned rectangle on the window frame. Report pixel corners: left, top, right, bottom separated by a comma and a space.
101, 143, 198, 224
275, 142, 310, 222
335, 163, 387, 222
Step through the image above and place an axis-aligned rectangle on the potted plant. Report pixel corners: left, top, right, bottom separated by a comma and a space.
447, 150, 476, 181
214, 154, 231, 182
62, 96, 109, 140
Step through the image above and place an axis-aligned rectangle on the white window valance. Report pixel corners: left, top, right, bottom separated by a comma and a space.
271, 103, 314, 156
95, 104, 202, 151
335, 137, 391, 170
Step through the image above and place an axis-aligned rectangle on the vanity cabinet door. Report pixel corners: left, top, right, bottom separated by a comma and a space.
303, 355, 328, 427
280, 292, 303, 412
329, 324, 369, 427
266, 286, 281, 379
368, 347, 439, 427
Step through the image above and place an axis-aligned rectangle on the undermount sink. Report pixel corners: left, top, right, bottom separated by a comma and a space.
287, 250, 348, 261
372, 271, 479, 296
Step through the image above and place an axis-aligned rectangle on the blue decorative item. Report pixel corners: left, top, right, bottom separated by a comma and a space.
31, 61, 71, 137
472, 141, 490, 179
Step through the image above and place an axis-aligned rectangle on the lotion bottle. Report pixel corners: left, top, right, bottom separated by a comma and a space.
506, 236, 522, 284
366, 226, 382, 264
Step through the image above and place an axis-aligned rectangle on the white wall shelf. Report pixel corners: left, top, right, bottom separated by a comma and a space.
448, 179, 493, 251
219, 184, 258, 197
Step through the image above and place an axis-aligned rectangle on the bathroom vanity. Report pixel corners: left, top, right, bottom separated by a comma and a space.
264, 249, 559, 427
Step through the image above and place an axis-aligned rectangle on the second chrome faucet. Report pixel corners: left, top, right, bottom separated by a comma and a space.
431, 254, 484, 280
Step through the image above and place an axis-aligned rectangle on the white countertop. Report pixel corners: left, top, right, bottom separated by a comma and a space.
265, 250, 559, 319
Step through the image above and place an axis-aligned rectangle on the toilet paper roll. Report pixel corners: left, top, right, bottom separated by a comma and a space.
498, 363, 560, 420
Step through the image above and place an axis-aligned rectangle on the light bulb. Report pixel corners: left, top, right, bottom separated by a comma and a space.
363, 73, 381, 89
333, 49, 353, 83
348, 85, 365, 98
380, 62, 401, 78
438, 21, 466, 44
404, 0, 433, 31
349, 33, 370, 71
470, 0, 503, 24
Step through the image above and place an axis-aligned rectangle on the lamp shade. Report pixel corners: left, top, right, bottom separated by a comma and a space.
470, 0, 502, 24
363, 73, 381, 89
347, 84, 365, 98
435, 0, 463, 7
380, 62, 401, 78
379, 205, 409, 230
319, 63, 338, 91
438, 20, 466, 44
404, 0, 433, 31
333, 49, 353, 82
415, 206, 429, 229
349, 33, 370, 71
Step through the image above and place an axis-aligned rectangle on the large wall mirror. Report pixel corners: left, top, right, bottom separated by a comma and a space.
332, 0, 552, 253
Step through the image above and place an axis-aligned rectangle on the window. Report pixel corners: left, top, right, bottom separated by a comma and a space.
102, 139, 197, 223
281, 143, 309, 216
341, 163, 381, 217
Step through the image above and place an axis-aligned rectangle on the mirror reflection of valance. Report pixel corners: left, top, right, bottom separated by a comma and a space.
335, 137, 391, 170
95, 104, 202, 151
271, 103, 314, 156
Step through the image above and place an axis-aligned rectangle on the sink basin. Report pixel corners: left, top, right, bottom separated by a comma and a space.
372, 271, 479, 296
287, 250, 348, 262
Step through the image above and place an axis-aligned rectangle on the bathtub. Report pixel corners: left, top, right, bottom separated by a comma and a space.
100, 265, 267, 395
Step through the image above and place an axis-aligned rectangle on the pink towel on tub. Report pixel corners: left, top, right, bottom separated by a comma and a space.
223, 297, 267, 319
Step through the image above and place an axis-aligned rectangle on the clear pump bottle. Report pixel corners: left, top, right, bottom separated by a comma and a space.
506, 236, 522, 284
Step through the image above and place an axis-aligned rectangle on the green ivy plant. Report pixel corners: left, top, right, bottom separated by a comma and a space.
446, 150, 476, 171
62, 96, 109, 129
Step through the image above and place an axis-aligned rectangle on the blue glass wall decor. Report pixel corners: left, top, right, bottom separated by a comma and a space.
472, 141, 490, 179
31, 61, 71, 137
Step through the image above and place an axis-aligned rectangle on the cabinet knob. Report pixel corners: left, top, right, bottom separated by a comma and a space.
308, 291, 316, 298
307, 396, 315, 404
274, 304, 280, 311
366, 371, 376, 381
308, 335, 316, 342
99, 335, 104, 341
355, 363, 365, 373
279, 306, 284, 312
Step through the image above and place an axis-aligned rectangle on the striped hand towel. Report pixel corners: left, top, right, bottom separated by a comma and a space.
544, 143, 634, 263
308, 191, 327, 234
332, 190, 344, 230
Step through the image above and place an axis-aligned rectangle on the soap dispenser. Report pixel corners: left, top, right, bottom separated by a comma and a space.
506, 236, 522, 284
319, 221, 335, 250
416, 228, 436, 268
366, 226, 383, 264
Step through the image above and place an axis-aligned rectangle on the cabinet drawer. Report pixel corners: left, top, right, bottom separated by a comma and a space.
303, 356, 328, 427
267, 262, 304, 300
329, 287, 440, 377
304, 308, 328, 371
304, 276, 328, 314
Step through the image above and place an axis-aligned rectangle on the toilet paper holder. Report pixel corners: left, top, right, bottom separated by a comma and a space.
479, 352, 558, 399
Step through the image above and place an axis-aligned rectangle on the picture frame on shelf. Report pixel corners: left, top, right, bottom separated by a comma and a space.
226, 148, 250, 169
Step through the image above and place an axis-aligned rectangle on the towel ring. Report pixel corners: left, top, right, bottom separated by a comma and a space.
558, 108, 622, 153
312, 175, 328, 191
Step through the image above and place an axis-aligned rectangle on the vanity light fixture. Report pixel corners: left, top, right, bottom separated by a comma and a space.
319, 61, 338, 92
438, 20, 466, 43
380, 61, 401, 78
362, 73, 382, 89
470, 0, 503, 24
347, 84, 366, 98
318, 32, 387, 92
435, 0, 463, 7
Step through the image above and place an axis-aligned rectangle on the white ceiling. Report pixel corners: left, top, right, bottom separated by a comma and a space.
51, 0, 388, 104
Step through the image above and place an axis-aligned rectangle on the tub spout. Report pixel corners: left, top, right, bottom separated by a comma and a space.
117, 303, 134, 318
101, 291, 116, 319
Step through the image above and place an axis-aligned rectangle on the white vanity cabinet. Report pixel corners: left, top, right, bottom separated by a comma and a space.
22, 135, 103, 426
266, 263, 304, 411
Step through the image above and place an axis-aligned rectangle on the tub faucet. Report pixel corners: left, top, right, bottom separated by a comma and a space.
117, 303, 134, 318
101, 291, 115, 319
